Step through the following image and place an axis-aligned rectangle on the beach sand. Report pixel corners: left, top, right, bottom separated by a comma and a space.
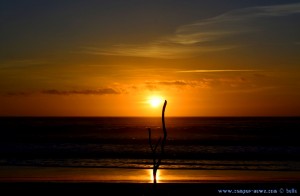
0, 166, 299, 195
1, 182, 299, 196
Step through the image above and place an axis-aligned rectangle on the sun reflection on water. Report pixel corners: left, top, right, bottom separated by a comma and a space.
148, 169, 161, 183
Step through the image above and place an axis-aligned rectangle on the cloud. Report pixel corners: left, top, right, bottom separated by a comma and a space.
143, 80, 210, 90
145, 80, 190, 86
221, 86, 279, 94
176, 70, 261, 73
82, 3, 300, 59
2, 88, 122, 96
259, 3, 300, 16
141, 77, 263, 92
42, 88, 121, 95
168, 2, 300, 50
0, 59, 50, 69
81, 35, 236, 59
81, 44, 201, 59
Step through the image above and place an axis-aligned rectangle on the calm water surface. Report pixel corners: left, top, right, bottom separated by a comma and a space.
0, 117, 299, 171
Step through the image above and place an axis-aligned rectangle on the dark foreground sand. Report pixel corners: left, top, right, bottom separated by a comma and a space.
0, 182, 299, 196
0, 167, 299, 195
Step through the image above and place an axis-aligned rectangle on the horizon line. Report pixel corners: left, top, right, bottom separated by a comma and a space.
0, 115, 299, 118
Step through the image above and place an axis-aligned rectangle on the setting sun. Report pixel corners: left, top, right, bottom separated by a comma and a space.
1, 1, 300, 117
148, 96, 163, 108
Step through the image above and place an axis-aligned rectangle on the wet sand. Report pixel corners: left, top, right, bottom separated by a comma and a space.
1, 166, 300, 183
0, 166, 299, 195
1, 182, 299, 196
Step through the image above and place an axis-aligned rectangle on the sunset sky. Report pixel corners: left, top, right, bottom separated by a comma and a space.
1, 0, 300, 116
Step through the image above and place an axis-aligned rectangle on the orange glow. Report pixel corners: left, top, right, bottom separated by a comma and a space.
1, 2, 300, 117
149, 169, 161, 183
1, 167, 300, 183
148, 96, 164, 108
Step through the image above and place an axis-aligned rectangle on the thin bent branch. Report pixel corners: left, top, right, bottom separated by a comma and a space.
148, 100, 167, 185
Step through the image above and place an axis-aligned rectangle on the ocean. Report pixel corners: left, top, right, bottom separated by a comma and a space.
0, 117, 300, 172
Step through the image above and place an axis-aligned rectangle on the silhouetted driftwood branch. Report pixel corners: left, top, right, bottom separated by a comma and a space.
148, 100, 167, 186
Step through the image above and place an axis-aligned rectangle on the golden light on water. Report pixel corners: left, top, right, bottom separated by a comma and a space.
148, 169, 161, 183
2, 167, 300, 183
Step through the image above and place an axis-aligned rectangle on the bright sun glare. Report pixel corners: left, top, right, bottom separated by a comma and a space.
148, 96, 163, 108
149, 169, 161, 183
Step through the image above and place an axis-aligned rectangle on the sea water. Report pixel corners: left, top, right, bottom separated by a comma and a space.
0, 117, 299, 171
